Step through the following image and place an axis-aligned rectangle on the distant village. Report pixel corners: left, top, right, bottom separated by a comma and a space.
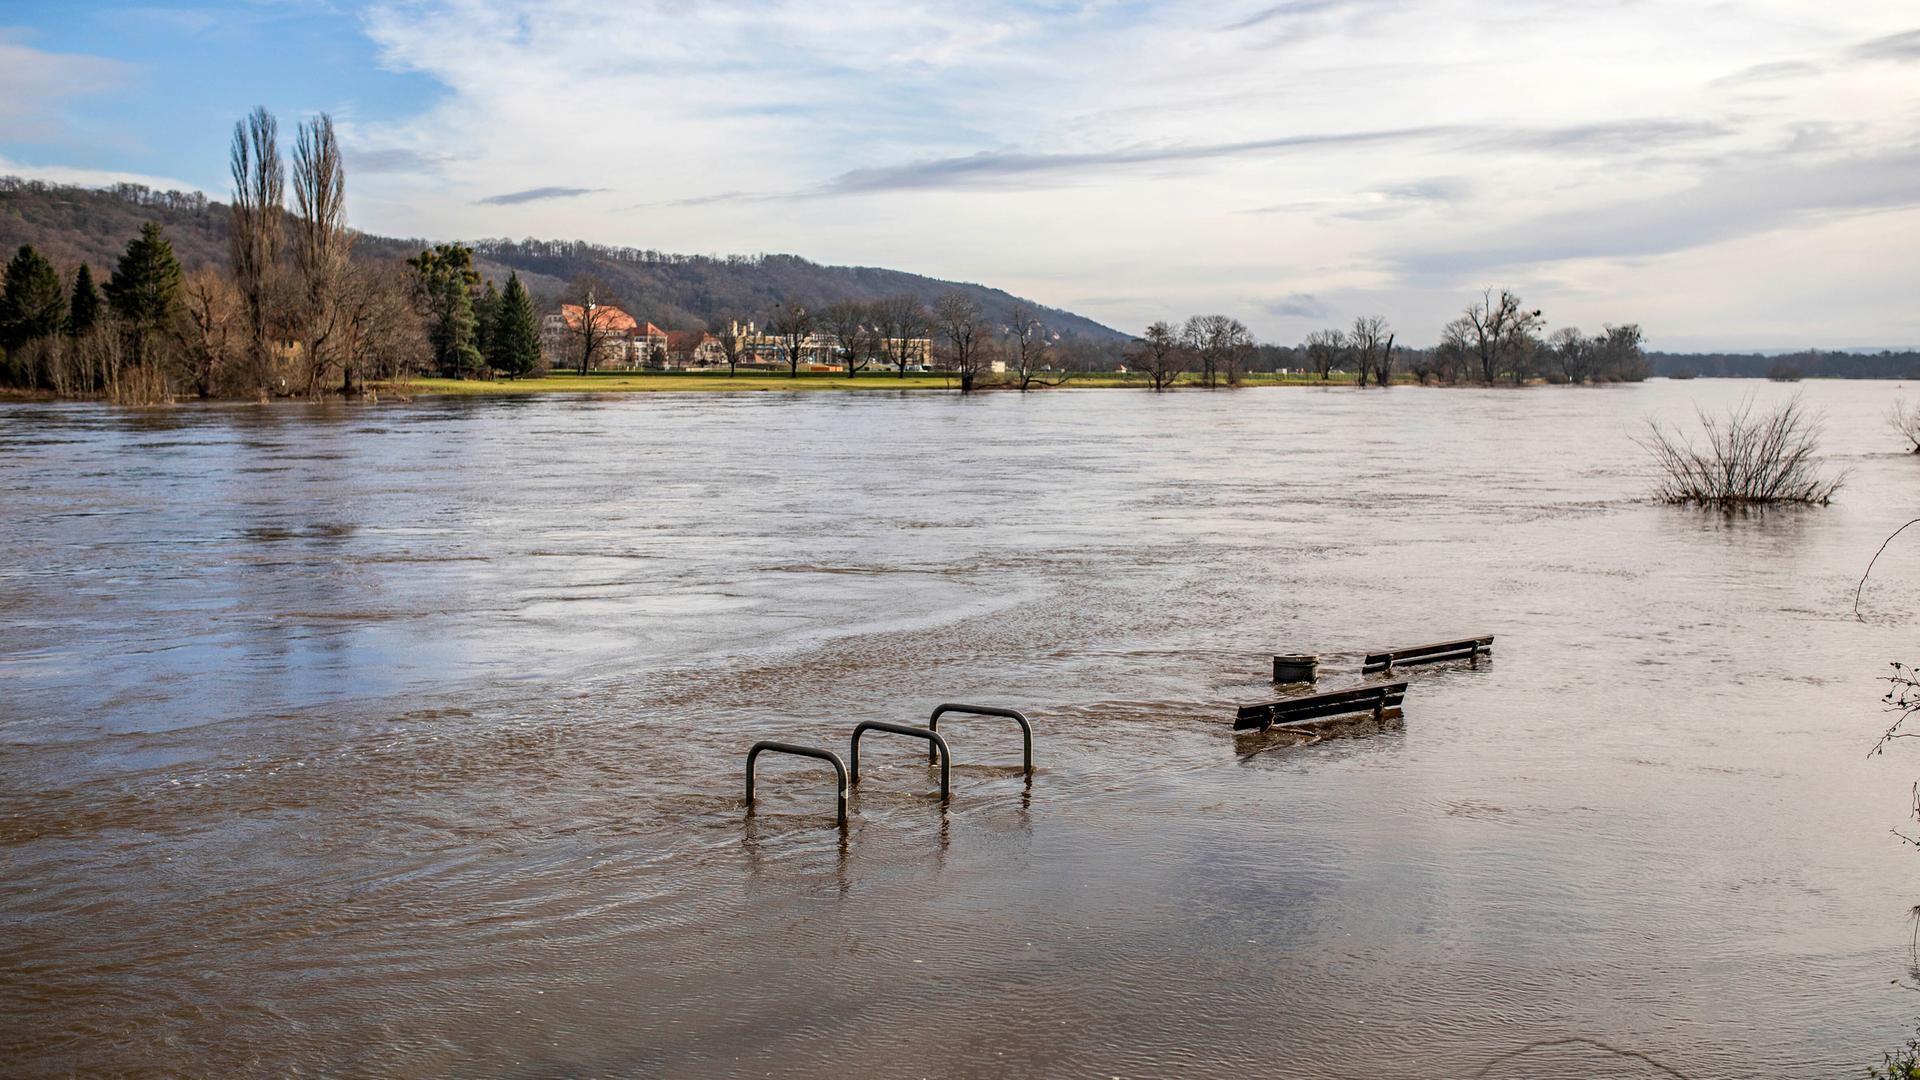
543, 304, 938, 373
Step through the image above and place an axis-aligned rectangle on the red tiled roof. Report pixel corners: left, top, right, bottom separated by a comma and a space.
557, 303, 638, 333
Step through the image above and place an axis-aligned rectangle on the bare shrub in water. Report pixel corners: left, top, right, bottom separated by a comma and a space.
107, 364, 173, 406
1639, 396, 1843, 508
1890, 397, 1920, 454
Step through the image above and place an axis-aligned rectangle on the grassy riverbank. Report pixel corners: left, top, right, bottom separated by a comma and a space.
384, 370, 1366, 395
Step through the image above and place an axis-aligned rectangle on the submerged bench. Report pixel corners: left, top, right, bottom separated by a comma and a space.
1361, 635, 1493, 674
1233, 681, 1408, 733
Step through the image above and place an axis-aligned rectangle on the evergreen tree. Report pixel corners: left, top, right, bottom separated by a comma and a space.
0, 245, 67, 354
104, 222, 184, 367
491, 271, 541, 379
407, 243, 482, 377
66, 264, 101, 338
430, 272, 484, 378
473, 279, 499, 370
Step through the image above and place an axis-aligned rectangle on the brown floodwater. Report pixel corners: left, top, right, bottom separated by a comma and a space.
3, 380, 1919, 1078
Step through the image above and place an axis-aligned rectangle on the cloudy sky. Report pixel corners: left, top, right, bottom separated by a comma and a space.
3, 0, 1917, 349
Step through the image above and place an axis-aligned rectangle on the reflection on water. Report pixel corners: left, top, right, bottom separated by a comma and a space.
4, 381, 1920, 1077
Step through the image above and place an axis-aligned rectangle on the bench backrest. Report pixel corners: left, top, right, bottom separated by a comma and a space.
1361, 635, 1493, 672
1234, 681, 1409, 731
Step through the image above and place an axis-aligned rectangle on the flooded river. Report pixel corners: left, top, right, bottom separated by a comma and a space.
4, 380, 1919, 1078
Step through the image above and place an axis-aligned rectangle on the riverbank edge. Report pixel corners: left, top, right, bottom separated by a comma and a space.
381, 372, 1374, 396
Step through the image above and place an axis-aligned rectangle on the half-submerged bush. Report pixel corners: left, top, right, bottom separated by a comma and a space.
1641, 396, 1843, 508
1890, 396, 1920, 454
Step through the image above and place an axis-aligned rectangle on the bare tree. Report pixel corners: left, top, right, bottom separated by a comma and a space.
562, 275, 623, 375
1350, 316, 1393, 388
1460, 288, 1544, 384
873, 295, 931, 377
1180, 314, 1253, 388
1134, 320, 1185, 390
228, 106, 283, 396
335, 261, 425, 391
1219, 317, 1255, 386
1439, 318, 1474, 383
1891, 397, 1920, 454
176, 267, 239, 398
714, 318, 749, 377
819, 299, 873, 378
1547, 326, 1594, 384
933, 292, 988, 393
1005, 302, 1064, 391
1304, 328, 1347, 381
768, 303, 815, 378
1640, 395, 1844, 507
1407, 347, 1447, 385
291, 113, 350, 396
1596, 323, 1649, 381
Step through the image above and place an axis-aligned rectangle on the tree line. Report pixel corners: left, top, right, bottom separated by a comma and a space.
1125, 290, 1648, 389
1, 114, 1655, 400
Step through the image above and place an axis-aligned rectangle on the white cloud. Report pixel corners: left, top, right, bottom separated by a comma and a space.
0, 31, 133, 140
281, 3, 1920, 344
0, 154, 199, 193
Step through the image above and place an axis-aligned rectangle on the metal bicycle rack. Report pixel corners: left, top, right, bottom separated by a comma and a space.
745, 741, 849, 827
849, 720, 951, 801
927, 703, 1033, 776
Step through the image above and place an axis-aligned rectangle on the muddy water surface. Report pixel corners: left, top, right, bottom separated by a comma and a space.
4, 381, 1920, 1078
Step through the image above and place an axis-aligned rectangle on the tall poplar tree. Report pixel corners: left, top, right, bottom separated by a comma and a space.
104, 222, 185, 367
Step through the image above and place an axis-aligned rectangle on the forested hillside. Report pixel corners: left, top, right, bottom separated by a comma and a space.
0, 177, 1125, 341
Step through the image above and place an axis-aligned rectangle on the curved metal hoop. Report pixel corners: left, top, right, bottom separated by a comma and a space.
927, 703, 1032, 776
745, 741, 848, 827
850, 720, 951, 801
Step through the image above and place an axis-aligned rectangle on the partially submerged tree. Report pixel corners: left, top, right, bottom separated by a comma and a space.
1640, 395, 1844, 508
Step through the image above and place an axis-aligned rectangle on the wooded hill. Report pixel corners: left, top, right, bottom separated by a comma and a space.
0, 177, 1127, 342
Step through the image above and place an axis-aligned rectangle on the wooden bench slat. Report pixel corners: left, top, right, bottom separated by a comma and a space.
1361, 635, 1493, 670
1233, 681, 1409, 732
